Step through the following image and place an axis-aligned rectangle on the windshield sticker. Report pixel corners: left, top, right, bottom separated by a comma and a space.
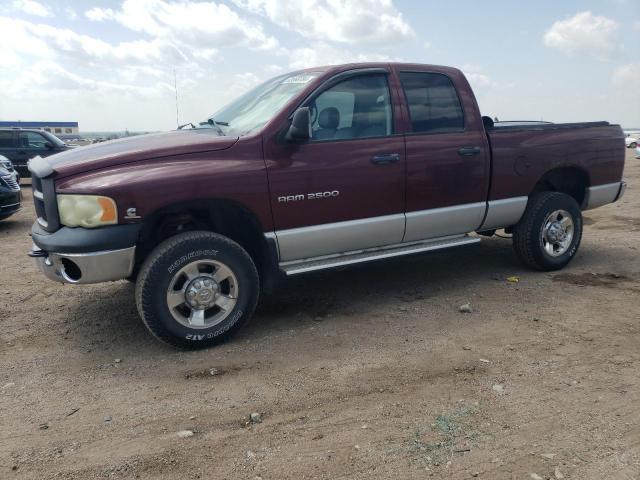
282, 75, 315, 84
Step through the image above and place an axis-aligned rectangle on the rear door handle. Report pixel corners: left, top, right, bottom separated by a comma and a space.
458, 146, 481, 156
371, 153, 400, 165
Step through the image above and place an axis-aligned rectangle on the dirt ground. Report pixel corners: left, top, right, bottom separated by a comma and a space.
1, 150, 639, 480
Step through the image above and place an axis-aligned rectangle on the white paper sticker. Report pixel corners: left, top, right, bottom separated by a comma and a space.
282, 75, 315, 84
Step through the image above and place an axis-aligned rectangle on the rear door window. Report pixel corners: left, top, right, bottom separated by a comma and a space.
399, 72, 464, 134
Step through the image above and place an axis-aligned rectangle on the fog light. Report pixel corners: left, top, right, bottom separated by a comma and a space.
61, 258, 82, 282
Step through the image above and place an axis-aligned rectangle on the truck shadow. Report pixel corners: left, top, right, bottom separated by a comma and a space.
64, 238, 520, 356
253, 239, 515, 330
62, 236, 633, 357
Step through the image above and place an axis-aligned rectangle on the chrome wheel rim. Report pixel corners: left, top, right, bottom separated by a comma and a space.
541, 209, 574, 257
166, 259, 238, 329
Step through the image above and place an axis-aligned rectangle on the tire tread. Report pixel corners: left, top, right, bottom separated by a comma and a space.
512, 192, 582, 271
135, 231, 259, 348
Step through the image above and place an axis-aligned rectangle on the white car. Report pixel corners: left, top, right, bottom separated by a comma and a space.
625, 134, 639, 148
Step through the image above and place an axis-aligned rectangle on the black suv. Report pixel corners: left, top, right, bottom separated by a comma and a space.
0, 161, 21, 221
0, 128, 70, 177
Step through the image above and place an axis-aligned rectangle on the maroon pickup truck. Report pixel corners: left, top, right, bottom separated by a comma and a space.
28, 62, 626, 348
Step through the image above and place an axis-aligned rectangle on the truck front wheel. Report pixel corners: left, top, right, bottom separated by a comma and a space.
512, 192, 583, 271
135, 231, 259, 348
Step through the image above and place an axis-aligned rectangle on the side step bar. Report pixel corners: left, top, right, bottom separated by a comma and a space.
280, 235, 481, 276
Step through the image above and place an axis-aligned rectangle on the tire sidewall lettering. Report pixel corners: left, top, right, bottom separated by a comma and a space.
167, 249, 218, 274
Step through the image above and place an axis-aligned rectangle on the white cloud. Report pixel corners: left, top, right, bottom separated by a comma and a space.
264, 64, 283, 74
232, 0, 413, 44
227, 72, 262, 97
85, 7, 114, 22
0, 16, 53, 62
287, 43, 395, 70
461, 64, 495, 89
1, 61, 171, 99
12, 0, 52, 17
85, 0, 278, 51
192, 48, 219, 62
64, 7, 78, 20
0, 17, 189, 67
612, 63, 640, 88
543, 11, 619, 59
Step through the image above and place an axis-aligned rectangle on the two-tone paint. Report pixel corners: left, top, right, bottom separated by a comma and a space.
33, 62, 626, 270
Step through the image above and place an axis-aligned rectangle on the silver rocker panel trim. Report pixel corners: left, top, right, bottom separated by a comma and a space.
280, 235, 480, 275
480, 196, 528, 230
274, 213, 405, 262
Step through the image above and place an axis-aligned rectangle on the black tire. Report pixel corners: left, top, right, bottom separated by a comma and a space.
512, 192, 583, 271
135, 231, 259, 348
630, 142, 638, 149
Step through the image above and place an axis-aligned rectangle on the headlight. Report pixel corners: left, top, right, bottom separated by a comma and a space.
57, 194, 118, 228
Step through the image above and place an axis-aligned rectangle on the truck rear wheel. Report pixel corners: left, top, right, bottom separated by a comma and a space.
512, 192, 583, 271
135, 231, 259, 348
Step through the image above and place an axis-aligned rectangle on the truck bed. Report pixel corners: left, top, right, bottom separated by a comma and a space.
486, 121, 625, 202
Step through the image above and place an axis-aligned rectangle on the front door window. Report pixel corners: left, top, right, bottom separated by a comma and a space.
308, 74, 393, 141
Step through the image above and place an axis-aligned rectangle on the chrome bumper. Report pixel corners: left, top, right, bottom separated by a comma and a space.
32, 245, 136, 284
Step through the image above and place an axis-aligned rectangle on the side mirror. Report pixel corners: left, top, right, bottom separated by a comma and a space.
45, 142, 54, 150
285, 107, 311, 142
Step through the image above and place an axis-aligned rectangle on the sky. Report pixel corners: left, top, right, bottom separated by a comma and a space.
0, 0, 639, 131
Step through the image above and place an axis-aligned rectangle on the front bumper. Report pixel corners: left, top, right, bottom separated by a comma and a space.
32, 245, 136, 284
30, 223, 141, 284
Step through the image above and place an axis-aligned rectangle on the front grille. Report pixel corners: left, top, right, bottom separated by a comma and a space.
31, 173, 59, 232
1, 175, 19, 191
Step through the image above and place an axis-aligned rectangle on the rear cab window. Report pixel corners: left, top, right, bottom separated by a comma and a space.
399, 72, 465, 134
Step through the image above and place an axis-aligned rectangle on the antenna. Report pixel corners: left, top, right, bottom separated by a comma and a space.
174, 68, 179, 128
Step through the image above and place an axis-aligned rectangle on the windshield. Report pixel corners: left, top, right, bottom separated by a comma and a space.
44, 132, 67, 147
202, 71, 322, 136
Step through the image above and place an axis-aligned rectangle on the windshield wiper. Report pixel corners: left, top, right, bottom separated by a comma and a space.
199, 118, 228, 136
177, 122, 196, 130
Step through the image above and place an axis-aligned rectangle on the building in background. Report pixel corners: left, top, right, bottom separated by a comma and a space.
0, 121, 80, 141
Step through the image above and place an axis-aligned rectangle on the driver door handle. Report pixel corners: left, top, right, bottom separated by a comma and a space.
458, 146, 481, 156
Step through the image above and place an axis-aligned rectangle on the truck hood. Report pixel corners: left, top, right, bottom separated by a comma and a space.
29, 130, 239, 178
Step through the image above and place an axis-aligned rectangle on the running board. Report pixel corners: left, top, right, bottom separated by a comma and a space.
280, 235, 481, 275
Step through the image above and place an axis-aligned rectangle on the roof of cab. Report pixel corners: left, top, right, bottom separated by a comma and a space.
292, 62, 462, 77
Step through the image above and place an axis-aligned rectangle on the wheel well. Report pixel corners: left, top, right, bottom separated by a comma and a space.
134, 200, 276, 288
531, 167, 589, 207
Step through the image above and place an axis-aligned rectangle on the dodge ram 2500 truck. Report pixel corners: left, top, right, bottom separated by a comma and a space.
28, 63, 626, 348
